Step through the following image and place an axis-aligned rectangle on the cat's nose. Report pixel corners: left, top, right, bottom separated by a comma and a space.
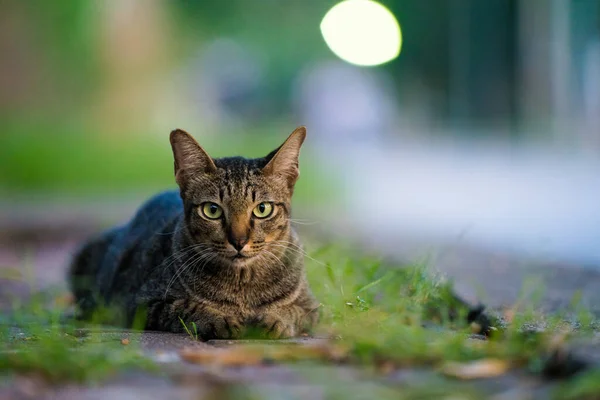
228, 219, 249, 252
228, 235, 249, 252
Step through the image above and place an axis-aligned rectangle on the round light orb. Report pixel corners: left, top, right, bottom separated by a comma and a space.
320, 0, 402, 67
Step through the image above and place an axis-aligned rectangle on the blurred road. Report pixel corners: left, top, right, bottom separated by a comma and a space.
312, 135, 600, 268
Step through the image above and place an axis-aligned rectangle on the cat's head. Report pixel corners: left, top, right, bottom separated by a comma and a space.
169, 127, 306, 268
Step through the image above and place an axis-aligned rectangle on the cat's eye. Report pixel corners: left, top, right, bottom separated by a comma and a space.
200, 202, 223, 219
252, 202, 273, 218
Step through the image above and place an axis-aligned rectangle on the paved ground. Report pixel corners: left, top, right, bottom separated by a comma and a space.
1, 209, 599, 399
1, 336, 578, 400
0, 330, 568, 400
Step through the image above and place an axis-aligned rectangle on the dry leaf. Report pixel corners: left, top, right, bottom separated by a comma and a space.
271, 343, 348, 362
121, 338, 130, 345
180, 347, 263, 366
441, 359, 509, 380
180, 342, 348, 367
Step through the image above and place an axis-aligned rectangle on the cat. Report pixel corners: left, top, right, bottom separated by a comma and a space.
69, 126, 320, 340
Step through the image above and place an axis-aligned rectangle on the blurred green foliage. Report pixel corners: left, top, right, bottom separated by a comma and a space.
172, 0, 336, 112
9, 1, 101, 110
0, 120, 337, 205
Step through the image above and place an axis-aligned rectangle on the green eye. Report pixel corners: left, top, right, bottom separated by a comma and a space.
252, 202, 273, 218
201, 202, 223, 219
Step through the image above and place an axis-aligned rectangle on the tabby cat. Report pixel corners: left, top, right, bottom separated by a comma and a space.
69, 127, 320, 340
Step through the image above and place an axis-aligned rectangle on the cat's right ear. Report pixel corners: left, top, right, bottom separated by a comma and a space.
169, 129, 216, 187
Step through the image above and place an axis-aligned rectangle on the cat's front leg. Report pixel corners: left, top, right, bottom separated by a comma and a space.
254, 304, 318, 339
187, 305, 245, 340
143, 297, 244, 340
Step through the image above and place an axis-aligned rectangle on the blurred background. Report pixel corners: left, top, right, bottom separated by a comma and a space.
1, 0, 599, 299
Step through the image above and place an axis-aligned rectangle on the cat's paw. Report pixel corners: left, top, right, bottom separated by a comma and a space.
196, 315, 244, 340
255, 313, 295, 339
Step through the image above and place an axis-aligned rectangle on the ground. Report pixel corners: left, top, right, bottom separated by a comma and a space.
1, 202, 599, 400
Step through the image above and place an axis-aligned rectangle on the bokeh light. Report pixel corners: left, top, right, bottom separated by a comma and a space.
320, 0, 402, 67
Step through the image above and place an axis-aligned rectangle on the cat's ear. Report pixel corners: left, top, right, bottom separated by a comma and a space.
262, 126, 306, 188
169, 129, 216, 186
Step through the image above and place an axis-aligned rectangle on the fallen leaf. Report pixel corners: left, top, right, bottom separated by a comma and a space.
121, 338, 130, 345
180, 347, 262, 366
441, 359, 509, 380
272, 343, 348, 363
180, 342, 348, 366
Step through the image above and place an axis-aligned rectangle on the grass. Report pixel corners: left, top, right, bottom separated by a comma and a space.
555, 368, 600, 399
1, 243, 599, 397
0, 293, 155, 383
0, 328, 154, 383
306, 245, 543, 366
179, 317, 199, 341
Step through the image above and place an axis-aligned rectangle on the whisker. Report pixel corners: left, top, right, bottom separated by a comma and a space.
262, 249, 286, 268
286, 218, 321, 226
189, 252, 211, 293
158, 247, 197, 276
262, 244, 293, 265
163, 247, 213, 298
268, 240, 328, 267
164, 250, 206, 297
160, 243, 209, 267
190, 252, 218, 293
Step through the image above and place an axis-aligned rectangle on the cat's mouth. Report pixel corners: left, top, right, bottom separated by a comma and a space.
220, 251, 255, 265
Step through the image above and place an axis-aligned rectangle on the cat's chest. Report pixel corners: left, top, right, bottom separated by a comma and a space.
178, 275, 268, 313
206, 280, 274, 311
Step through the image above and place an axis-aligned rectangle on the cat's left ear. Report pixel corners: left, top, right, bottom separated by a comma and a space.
262, 126, 306, 189
170, 129, 217, 188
